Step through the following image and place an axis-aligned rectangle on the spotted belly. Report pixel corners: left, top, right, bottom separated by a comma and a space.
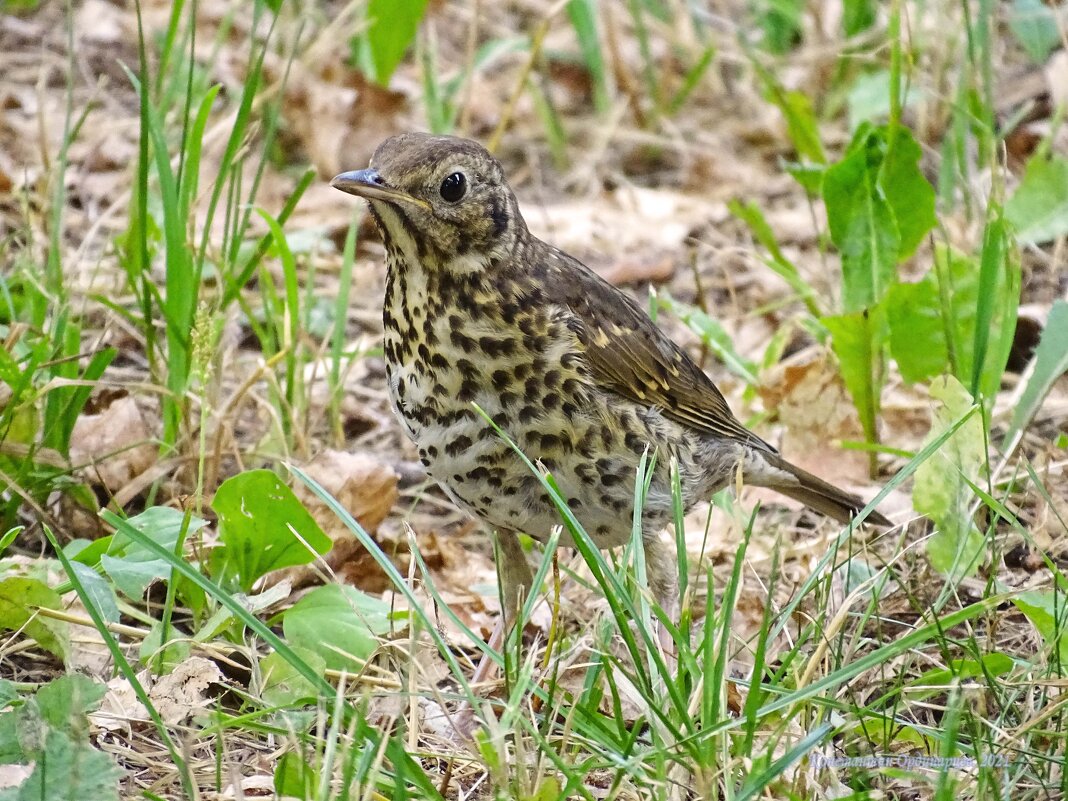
383, 341, 705, 548
381, 265, 713, 548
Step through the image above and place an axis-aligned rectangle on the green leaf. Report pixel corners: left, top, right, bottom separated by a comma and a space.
101, 507, 208, 600
282, 584, 395, 672
274, 750, 317, 798
34, 675, 106, 732
1008, 300, 1068, 442
0, 578, 67, 659
211, 470, 331, 592
0, 712, 24, 764
1008, 0, 1061, 63
566, 0, 610, 114
364, 0, 429, 86
842, 0, 876, 36
11, 729, 120, 800
1014, 590, 1068, 665
824, 124, 935, 312
913, 652, 1014, 687
776, 90, 825, 164
886, 242, 1018, 400
971, 213, 1018, 402
879, 127, 936, 260
913, 376, 986, 580
1005, 154, 1068, 244
822, 307, 887, 448
823, 129, 900, 311
756, 0, 804, 54
260, 648, 325, 707
885, 271, 947, 383
847, 70, 924, 132
65, 563, 119, 625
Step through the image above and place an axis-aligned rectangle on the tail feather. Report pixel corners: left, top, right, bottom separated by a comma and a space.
757, 454, 892, 528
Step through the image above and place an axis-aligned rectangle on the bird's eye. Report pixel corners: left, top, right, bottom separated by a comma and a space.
439, 172, 467, 203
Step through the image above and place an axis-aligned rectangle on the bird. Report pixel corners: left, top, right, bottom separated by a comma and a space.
331, 132, 890, 651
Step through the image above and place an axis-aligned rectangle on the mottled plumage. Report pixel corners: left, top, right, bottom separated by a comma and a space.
332, 133, 889, 628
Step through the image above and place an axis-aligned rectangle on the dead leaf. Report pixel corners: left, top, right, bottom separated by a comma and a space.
0, 765, 33, 790
285, 64, 411, 179
279, 451, 399, 590
759, 346, 869, 487
73, 0, 127, 43
149, 656, 227, 726
69, 395, 156, 495
526, 186, 725, 264
599, 256, 676, 287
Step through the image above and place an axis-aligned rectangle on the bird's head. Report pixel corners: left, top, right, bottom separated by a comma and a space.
331, 133, 524, 274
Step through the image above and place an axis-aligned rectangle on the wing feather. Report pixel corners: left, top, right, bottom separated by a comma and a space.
540, 245, 776, 454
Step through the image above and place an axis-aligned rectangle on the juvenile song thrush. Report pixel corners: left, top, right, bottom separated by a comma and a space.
332, 133, 889, 634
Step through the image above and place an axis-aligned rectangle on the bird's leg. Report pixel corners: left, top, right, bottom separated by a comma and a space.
643, 530, 680, 667
468, 530, 533, 689
496, 528, 535, 636
457, 530, 534, 735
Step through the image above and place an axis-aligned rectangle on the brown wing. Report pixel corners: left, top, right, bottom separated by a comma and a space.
542, 244, 776, 454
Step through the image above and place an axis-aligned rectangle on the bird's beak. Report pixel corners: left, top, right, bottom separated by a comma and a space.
330, 168, 431, 210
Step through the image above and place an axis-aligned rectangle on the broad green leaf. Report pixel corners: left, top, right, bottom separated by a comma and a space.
885, 272, 946, 383
364, 0, 429, 86
0, 712, 21, 764
783, 162, 825, 195
0, 578, 67, 660
879, 127, 936, 260
34, 676, 106, 732
1014, 590, 1068, 664
10, 729, 120, 800
211, 470, 331, 592
822, 307, 887, 447
274, 750, 317, 798
887, 241, 1018, 401
282, 584, 395, 672
847, 70, 925, 132
1008, 300, 1068, 442
64, 563, 119, 625
260, 648, 325, 707
823, 129, 900, 311
842, 0, 876, 36
824, 124, 935, 311
101, 506, 207, 600
1005, 155, 1068, 244
756, 0, 804, 54
913, 376, 986, 580
1009, 0, 1061, 63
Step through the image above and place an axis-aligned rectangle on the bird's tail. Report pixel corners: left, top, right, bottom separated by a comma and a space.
757, 454, 892, 528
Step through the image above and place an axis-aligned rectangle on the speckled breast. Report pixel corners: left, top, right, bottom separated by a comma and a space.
380, 260, 706, 547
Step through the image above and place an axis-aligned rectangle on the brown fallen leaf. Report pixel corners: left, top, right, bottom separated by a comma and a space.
599, 255, 676, 287
759, 346, 869, 487
281, 450, 400, 591
91, 657, 226, 732
69, 394, 156, 496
